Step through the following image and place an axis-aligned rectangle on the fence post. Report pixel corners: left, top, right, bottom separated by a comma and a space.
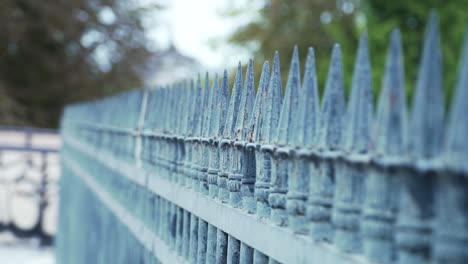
433, 28, 468, 264
362, 29, 407, 263
332, 32, 373, 253
288, 47, 319, 234
307, 44, 346, 241
270, 47, 300, 227
396, 13, 445, 264
229, 60, 255, 209
247, 62, 270, 264
219, 64, 242, 204
256, 52, 282, 221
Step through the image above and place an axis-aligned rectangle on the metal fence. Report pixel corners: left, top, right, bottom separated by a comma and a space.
57, 14, 468, 264
0, 126, 60, 245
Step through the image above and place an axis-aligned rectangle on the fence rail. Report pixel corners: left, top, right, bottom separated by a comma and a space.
58, 14, 468, 264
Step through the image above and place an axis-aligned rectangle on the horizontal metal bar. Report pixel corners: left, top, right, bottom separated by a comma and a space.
0, 145, 59, 153
63, 156, 188, 264
64, 136, 370, 264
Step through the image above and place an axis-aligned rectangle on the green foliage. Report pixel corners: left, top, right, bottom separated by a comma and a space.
364, 0, 468, 107
226, 0, 468, 107
0, 0, 160, 127
227, 0, 356, 97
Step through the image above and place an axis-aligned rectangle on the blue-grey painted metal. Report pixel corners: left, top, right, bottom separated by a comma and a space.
308, 44, 346, 242
58, 13, 468, 264
333, 32, 374, 253
397, 13, 444, 264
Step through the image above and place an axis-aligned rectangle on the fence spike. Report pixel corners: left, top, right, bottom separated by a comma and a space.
219, 63, 243, 203
245, 61, 270, 217
433, 28, 468, 264
262, 51, 283, 145
191, 75, 203, 136
343, 31, 373, 152
362, 28, 407, 263
203, 73, 214, 138
249, 61, 270, 144
408, 11, 444, 159
287, 46, 319, 234
270, 46, 301, 226
238, 59, 256, 141
374, 29, 407, 156
229, 59, 255, 208
224, 62, 244, 139
298, 47, 320, 148
333, 31, 374, 253
207, 74, 221, 198
208, 73, 220, 138
397, 12, 445, 264
217, 70, 231, 138
188, 75, 203, 187
308, 43, 346, 241
316, 44, 346, 150
198, 72, 210, 137
276, 46, 301, 147
254, 52, 282, 221
443, 30, 468, 170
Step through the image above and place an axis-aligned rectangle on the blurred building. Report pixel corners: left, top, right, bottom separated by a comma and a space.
143, 43, 202, 88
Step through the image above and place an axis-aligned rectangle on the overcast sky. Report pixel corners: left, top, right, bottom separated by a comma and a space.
146, 0, 260, 71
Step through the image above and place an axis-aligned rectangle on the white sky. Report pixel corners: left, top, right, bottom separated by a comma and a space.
146, 0, 260, 71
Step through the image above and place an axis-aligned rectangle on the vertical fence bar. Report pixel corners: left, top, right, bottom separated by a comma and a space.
288, 47, 319, 234
396, 13, 444, 264
362, 29, 406, 263
433, 28, 468, 264
307, 44, 346, 241
270, 47, 300, 227
332, 32, 373, 253
257, 52, 282, 220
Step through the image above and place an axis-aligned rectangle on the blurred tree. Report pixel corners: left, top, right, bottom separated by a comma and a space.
363, 0, 468, 106
0, 0, 161, 127
226, 0, 359, 96
226, 0, 468, 105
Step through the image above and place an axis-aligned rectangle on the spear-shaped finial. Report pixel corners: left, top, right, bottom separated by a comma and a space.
192, 74, 203, 136
316, 44, 346, 150
409, 12, 444, 159
248, 61, 270, 143
444, 28, 468, 169
208, 74, 220, 138
223, 63, 243, 139
276, 46, 301, 147
262, 51, 283, 145
374, 29, 407, 156
343, 31, 373, 153
216, 70, 230, 137
235, 59, 255, 141
297, 47, 320, 148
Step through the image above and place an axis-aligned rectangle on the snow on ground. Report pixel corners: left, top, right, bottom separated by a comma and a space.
0, 131, 59, 264
0, 232, 55, 264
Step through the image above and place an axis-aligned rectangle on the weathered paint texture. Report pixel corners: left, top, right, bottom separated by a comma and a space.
58, 13, 468, 264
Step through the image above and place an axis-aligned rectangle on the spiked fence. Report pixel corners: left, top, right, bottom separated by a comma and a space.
57, 14, 468, 264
